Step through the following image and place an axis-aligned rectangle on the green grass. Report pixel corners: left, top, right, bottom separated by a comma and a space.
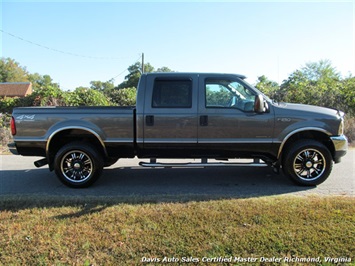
0, 196, 354, 265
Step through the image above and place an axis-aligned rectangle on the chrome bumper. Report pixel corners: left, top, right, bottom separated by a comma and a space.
330, 135, 348, 163
7, 142, 19, 155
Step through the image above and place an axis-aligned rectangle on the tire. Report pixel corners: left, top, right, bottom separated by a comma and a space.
54, 142, 104, 188
282, 140, 333, 186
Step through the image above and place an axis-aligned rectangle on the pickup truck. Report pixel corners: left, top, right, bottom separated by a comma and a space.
8, 73, 348, 188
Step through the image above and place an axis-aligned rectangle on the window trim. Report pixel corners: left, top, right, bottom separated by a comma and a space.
204, 78, 256, 112
152, 78, 193, 109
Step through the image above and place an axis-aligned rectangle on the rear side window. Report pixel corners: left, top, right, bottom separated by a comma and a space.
152, 79, 192, 108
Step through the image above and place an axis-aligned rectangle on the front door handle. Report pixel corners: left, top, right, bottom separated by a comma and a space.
200, 115, 208, 126
146, 115, 154, 126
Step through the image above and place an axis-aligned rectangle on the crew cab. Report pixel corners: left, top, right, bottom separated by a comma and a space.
9, 73, 348, 188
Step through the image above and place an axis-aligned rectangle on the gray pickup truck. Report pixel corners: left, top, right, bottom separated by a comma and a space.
9, 73, 348, 188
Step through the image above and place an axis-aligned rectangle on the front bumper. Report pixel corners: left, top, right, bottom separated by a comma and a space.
330, 135, 348, 163
7, 142, 19, 155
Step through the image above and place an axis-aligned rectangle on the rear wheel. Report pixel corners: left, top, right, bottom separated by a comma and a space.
54, 142, 103, 188
282, 140, 333, 186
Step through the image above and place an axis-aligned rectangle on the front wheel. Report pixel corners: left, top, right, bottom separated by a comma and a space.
282, 140, 333, 186
54, 142, 104, 188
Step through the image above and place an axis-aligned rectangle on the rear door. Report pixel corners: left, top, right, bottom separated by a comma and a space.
142, 74, 198, 151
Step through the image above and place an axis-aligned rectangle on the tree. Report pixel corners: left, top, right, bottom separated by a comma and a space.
28, 73, 59, 90
117, 62, 172, 89
118, 62, 148, 89
0, 57, 29, 82
27, 73, 64, 106
279, 60, 342, 109
340, 76, 355, 116
206, 86, 231, 106
90, 80, 115, 92
156, 66, 173, 73
255, 75, 279, 100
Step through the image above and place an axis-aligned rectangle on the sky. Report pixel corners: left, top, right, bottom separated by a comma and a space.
1, 0, 354, 91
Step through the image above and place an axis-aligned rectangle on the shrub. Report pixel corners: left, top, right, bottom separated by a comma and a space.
64, 87, 111, 106
108, 87, 136, 106
0, 113, 12, 153
344, 116, 355, 144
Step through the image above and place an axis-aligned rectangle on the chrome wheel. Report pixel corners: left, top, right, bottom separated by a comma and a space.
293, 148, 326, 181
55, 142, 103, 188
60, 150, 93, 183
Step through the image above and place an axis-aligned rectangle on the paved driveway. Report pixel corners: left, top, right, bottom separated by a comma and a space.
0, 149, 354, 200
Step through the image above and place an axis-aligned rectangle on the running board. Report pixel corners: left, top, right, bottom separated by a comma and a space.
139, 158, 268, 168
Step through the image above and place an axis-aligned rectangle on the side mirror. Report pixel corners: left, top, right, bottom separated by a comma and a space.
254, 94, 267, 113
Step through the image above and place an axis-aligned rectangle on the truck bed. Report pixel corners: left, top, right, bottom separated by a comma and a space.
12, 106, 136, 158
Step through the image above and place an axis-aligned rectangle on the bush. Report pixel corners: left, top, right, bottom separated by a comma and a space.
0, 97, 18, 113
108, 87, 136, 106
344, 116, 355, 144
64, 87, 111, 106
0, 113, 12, 153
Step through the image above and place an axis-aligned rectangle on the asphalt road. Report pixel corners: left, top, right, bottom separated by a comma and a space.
0, 149, 354, 200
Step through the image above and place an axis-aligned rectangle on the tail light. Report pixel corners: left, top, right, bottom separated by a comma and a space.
10, 116, 16, 135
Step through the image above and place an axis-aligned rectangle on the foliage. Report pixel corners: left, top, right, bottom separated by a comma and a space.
156, 66, 173, 73
118, 62, 172, 89
278, 60, 342, 109
0, 97, 18, 113
340, 76, 355, 116
255, 75, 280, 101
90, 80, 115, 92
118, 62, 151, 89
31, 85, 66, 107
206, 86, 231, 106
28, 73, 60, 91
0, 59, 66, 111
0, 57, 29, 82
0, 113, 12, 153
108, 87, 137, 106
64, 87, 111, 106
344, 117, 355, 144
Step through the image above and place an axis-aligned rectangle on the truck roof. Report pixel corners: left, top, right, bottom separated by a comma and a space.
143, 72, 247, 80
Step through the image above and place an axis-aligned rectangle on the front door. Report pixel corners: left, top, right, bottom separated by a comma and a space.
197, 75, 274, 156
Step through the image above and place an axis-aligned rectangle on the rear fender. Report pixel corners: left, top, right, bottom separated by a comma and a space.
45, 120, 107, 161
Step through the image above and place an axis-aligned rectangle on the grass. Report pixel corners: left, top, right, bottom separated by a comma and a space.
0, 196, 354, 265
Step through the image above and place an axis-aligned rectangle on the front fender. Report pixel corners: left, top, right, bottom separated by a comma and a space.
276, 120, 333, 143
276, 126, 332, 159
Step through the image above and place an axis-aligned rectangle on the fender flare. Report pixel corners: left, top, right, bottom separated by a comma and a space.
46, 126, 108, 161
277, 127, 332, 159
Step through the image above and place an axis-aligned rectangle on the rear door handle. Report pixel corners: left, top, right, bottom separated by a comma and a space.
146, 115, 154, 126
200, 115, 208, 126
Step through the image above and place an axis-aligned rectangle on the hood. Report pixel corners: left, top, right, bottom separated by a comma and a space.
275, 102, 341, 118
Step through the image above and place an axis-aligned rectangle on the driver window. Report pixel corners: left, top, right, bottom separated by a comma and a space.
205, 79, 255, 112
205, 83, 233, 107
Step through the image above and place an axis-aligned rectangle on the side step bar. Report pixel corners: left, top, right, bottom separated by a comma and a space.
139, 158, 268, 168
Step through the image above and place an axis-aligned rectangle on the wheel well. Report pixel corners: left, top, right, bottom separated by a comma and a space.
280, 130, 335, 162
47, 129, 106, 168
